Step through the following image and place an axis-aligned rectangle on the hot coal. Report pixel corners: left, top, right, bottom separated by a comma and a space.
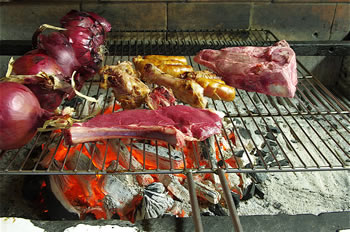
238, 127, 251, 139
241, 183, 256, 201
269, 159, 289, 167
265, 132, 276, 141
209, 204, 228, 216
235, 150, 244, 157
135, 182, 174, 220
266, 125, 281, 134
231, 191, 241, 208
254, 184, 265, 199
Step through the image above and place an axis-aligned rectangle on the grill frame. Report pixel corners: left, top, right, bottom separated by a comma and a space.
1, 29, 349, 232
1, 29, 349, 176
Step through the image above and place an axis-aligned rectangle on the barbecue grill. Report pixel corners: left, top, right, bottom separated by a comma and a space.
1, 29, 349, 232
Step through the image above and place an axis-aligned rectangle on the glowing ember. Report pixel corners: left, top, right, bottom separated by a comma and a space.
40, 128, 244, 221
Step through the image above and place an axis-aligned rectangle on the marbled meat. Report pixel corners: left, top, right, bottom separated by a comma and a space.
194, 40, 297, 98
64, 105, 222, 148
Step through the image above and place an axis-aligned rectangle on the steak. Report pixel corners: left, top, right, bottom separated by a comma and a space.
193, 40, 298, 98
64, 105, 222, 148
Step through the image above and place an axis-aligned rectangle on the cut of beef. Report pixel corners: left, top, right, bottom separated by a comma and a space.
64, 105, 223, 148
194, 40, 298, 98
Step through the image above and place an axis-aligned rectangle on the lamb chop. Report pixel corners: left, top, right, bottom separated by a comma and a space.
100, 61, 150, 109
194, 40, 297, 98
63, 105, 223, 148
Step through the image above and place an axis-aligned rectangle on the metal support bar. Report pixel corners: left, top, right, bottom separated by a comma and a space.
1, 39, 349, 56
186, 171, 204, 232
217, 168, 243, 232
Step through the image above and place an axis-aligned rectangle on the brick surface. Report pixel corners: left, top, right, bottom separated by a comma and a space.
0, 2, 79, 40
273, 0, 350, 2
330, 3, 350, 40
168, 3, 251, 30
251, 3, 336, 40
81, 2, 167, 30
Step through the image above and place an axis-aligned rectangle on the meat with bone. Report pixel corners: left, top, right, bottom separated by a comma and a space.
194, 40, 298, 98
100, 61, 150, 109
141, 63, 207, 108
63, 105, 223, 148
145, 86, 177, 110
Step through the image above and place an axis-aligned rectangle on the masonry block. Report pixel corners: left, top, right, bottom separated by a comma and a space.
81, 2, 167, 31
168, 3, 251, 30
0, 2, 79, 40
251, 3, 336, 40
330, 3, 350, 40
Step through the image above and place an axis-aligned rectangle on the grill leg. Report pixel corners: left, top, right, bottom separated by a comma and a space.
186, 171, 204, 232
217, 168, 243, 232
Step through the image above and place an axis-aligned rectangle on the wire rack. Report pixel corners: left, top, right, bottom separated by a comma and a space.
1, 29, 349, 232
1, 29, 349, 175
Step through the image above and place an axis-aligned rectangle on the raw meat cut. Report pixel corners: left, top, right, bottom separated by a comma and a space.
64, 105, 222, 147
194, 40, 297, 98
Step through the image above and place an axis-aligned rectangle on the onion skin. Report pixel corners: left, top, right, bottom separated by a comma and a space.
0, 82, 52, 150
12, 51, 67, 112
37, 32, 80, 77
13, 51, 64, 77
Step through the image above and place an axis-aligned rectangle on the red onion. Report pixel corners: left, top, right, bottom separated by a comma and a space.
60, 10, 111, 80
12, 51, 68, 111
37, 32, 80, 77
0, 82, 52, 150
13, 51, 64, 77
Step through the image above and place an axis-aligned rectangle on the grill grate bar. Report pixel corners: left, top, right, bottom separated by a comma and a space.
1, 29, 349, 176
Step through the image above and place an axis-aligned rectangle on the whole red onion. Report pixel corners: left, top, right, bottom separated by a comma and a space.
13, 51, 64, 77
0, 82, 52, 150
37, 32, 81, 77
12, 51, 68, 111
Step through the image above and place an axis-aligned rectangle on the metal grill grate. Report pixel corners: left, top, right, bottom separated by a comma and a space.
1, 29, 349, 175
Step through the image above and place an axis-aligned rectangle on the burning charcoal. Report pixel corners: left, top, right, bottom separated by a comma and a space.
192, 180, 221, 204
168, 200, 191, 217
267, 140, 278, 147
255, 172, 269, 184
265, 132, 275, 140
135, 182, 174, 220
108, 140, 154, 186
254, 130, 264, 135
238, 127, 251, 139
217, 160, 224, 167
264, 154, 275, 163
273, 202, 282, 209
198, 136, 216, 162
103, 174, 141, 219
241, 182, 255, 201
158, 174, 190, 203
209, 204, 228, 216
254, 184, 265, 199
266, 125, 281, 134
269, 159, 289, 167
254, 149, 265, 157
235, 150, 244, 157
132, 143, 184, 169
231, 191, 240, 208
201, 211, 215, 216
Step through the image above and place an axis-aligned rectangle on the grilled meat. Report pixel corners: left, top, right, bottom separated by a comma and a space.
133, 55, 194, 78
194, 40, 297, 98
145, 86, 177, 110
100, 61, 150, 109
63, 105, 223, 148
142, 63, 207, 108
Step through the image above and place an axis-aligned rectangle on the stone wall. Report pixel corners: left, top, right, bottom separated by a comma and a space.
0, 0, 349, 89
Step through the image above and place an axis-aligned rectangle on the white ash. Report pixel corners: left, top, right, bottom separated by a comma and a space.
135, 182, 174, 220
210, 89, 350, 216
